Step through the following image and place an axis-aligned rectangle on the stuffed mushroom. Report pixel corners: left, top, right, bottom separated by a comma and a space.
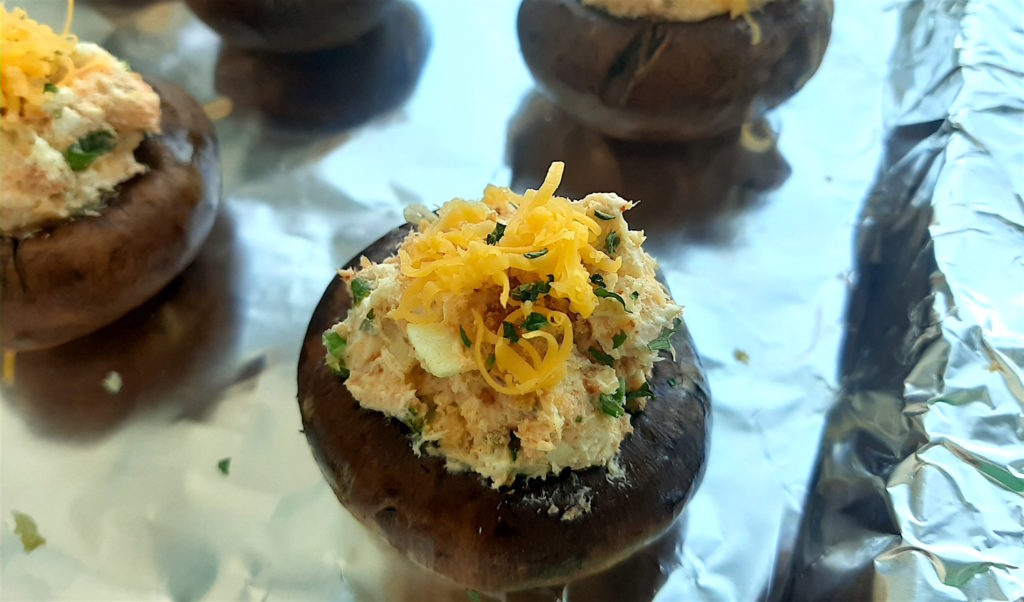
0, 7, 220, 350
297, 163, 709, 591
517, 0, 833, 140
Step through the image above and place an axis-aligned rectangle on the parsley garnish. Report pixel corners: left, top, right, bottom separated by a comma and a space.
217, 457, 231, 475
522, 312, 548, 331
12, 512, 45, 553
509, 432, 521, 463
631, 291, 640, 301
360, 308, 375, 332
626, 382, 653, 401
604, 231, 620, 256
510, 276, 553, 302
595, 287, 631, 313
467, 591, 482, 602
459, 326, 472, 348
649, 318, 682, 352
589, 345, 614, 367
502, 322, 520, 344
350, 278, 372, 304
486, 223, 506, 245
593, 210, 616, 221
612, 331, 627, 349
322, 331, 349, 378
486, 354, 496, 370
43, 83, 58, 94
668, 378, 677, 387
404, 408, 425, 436
598, 378, 626, 417
64, 131, 117, 171
575, 415, 583, 423
524, 249, 548, 259
590, 273, 606, 287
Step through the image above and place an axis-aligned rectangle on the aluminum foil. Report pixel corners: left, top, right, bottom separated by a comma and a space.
777, 0, 1024, 600
0, 1, 916, 600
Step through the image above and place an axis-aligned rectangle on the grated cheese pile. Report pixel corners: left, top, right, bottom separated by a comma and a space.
324, 163, 685, 487
0, 5, 78, 123
395, 163, 623, 395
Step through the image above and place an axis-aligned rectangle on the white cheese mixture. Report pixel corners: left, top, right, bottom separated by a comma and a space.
0, 40, 161, 237
325, 176, 683, 488
582, 0, 774, 21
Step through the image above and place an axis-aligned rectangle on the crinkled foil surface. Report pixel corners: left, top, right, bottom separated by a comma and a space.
7, 1, 1004, 600
778, 0, 1024, 600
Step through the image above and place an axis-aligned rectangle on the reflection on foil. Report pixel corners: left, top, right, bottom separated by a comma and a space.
214, 1, 430, 132
778, 0, 1024, 600
2, 211, 244, 442
507, 92, 790, 249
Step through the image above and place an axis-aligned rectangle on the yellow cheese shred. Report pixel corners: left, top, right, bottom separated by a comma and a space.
0, 3, 79, 122
392, 162, 621, 395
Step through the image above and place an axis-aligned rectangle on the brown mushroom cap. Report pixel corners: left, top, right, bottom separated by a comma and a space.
0, 79, 220, 351
184, 0, 395, 53
214, 0, 430, 131
517, 0, 833, 141
297, 224, 710, 591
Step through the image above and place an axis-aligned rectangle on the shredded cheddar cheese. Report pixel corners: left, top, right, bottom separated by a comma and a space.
0, 5, 79, 122
393, 163, 621, 395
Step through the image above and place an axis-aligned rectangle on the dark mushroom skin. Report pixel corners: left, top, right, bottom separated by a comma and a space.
184, 0, 394, 53
0, 79, 220, 351
297, 225, 710, 592
214, 0, 430, 131
517, 0, 833, 141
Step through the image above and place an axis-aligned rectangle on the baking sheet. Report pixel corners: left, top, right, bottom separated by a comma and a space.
2, 1, 897, 600
779, 0, 1024, 599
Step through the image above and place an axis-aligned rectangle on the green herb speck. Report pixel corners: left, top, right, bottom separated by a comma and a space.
593, 210, 616, 221
524, 249, 548, 259
502, 322, 520, 344
604, 231, 620, 256
217, 458, 231, 475
522, 312, 548, 331
459, 326, 472, 348
594, 287, 631, 313
612, 331, 627, 349
589, 345, 614, 368
486, 223, 506, 245
12, 512, 45, 553
64, 130, 117, 172
350, 278, 372, 304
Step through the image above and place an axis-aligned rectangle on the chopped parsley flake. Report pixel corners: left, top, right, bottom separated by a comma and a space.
649, 318, 682, 352
64, 130, 117, 172
467, 591, 482, 602
486, 354, 496, 370
593, 210, 616, 221
350, 278, 372, 304
486, 222, 506, 245
626, 382, 653, 401
12, 512, 45, 553
43, 82, 58, 93
217, 457, 231, 475
523, 249, 548, 259
668, 378, 677, 387
575, 415, 583, 423
459, 326, 472, 348
510, 276, 553, 302
594, 287, 631, 313
360, 309, 375, 332
598, 378, 626, 417
522, 312, 548, 331
322, 331, 349, 378
631, 291, 640, 301
509, 432, 521, 463
604, 231, 620, 256
502, 322, 520, 344
590, 273, 606, 287
589, 345, 614, 367
612, 331, 627, 349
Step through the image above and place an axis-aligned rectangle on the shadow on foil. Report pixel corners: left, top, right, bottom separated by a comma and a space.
506, 92, 791, 251
1, 210, 245, 442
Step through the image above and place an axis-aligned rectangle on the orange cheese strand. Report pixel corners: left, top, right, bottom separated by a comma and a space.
0, 6, 78, 122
